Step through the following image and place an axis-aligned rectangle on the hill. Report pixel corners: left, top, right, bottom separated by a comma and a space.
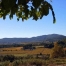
0, 34, 66, 44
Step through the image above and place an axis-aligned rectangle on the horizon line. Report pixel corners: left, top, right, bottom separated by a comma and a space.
0, 33, 66, 39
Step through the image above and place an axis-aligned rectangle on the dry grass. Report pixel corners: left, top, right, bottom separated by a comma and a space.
0, 47, 53, 56
0, 47, 22, 51
63, 48, 66, 51
0, 47, 66, 57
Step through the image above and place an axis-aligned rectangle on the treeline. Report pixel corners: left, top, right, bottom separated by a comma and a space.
0, 43, 54, 49
0, 39, 66, 48
0, 44, 23, 48
0, 42, 51, 48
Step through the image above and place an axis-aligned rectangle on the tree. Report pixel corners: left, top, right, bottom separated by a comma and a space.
52, 42, 65, 58
23, 44, 35, 50
0, 0, 56, 23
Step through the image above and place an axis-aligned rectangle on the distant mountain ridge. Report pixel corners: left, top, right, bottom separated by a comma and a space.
0, 34, 66, 44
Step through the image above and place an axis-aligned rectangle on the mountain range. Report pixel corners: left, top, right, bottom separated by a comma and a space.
0, 34, 66, 44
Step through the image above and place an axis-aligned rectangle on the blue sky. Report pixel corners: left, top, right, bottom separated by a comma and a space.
0, 0, 66, 39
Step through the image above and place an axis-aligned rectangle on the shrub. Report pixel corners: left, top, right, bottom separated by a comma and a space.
12, 60, 23, 66
0, 61, 10, 66
52, 42, 65, 58
3, 55, 15, 62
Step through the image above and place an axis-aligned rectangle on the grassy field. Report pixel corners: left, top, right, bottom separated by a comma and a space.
0, 46, 66, 57
0, 47, 66, 66
0, 47, 53, 57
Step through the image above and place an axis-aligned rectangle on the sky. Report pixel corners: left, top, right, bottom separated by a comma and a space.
0, 0, 66, 39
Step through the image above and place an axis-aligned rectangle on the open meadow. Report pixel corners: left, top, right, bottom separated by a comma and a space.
0, 47, 52, 57
0, 46, 66, 66
0, 46, 66, 56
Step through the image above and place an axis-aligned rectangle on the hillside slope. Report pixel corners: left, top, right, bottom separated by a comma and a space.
0, 34, 66, 44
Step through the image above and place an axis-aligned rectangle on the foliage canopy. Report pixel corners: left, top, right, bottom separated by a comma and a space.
0, 0, 56, 23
